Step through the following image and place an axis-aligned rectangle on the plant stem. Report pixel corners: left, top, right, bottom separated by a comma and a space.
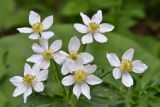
82, 44, 87, 52
100, 70, 112, 79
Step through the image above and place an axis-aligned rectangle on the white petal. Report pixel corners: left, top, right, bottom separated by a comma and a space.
74, 59, 84, 70
80, 12, 91, 25
23, 87, 32, 103
50, 40, 62, 52
99, 23, 115, 33
24, 63, 32, 75
33, 81, 44, 92
17, 27, 33, 33
41, 31, 54, 39
61, 63, 71, 75
80, 52, 94, 64
74, 23, 88, 33
84, 64, 97, 74
132, 60, 148, 73
29, 33, 39, 40
62, 75, 75, 86
112, 68, 122, 79
68, 36, 80, 52
122, 73, 133, 87
39, 38, 48, 49
91, 10, 102, 24
42, 15, 53, 30
40, 60, 50, 69
36, 70, 49, 81
81, 82, 91, 100
82, 33, 93, 44
32, 43, 43, 53
53, 51, 68, 65
73, 83, 81, 99
13, 86, 27, 97
86, 75, 102, 85
31, 64, 41, 75
106, 53, 121, 67
10, 76, 23, 87
93, 33, 107, 43
26, 54, 43, 63
29, 11, 41, 25
122, 48, 134, 61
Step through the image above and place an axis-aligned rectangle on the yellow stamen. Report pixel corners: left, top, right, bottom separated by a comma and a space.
23, 74, 36, 85
88, 22, 99, 32
69, 51, 79, 60
32, 22, 43, 32
120, 59, 133, 72
74, 69, 87, 83
42, 48, 53, 60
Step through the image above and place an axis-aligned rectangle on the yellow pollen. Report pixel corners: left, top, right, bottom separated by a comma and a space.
88, 22, 99, 32
42, 48, 53, 60
23, 74, 36, 85
69, 51, 79, 60
120, 59, 133, 72
32, 22, 43, 32
74, 69, 87, 83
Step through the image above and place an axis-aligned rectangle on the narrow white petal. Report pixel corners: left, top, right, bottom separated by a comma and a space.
80, 52, 94, 64
61, 63, 71, 75
53, 51, 68, 65
122, 48, 134, 61
50, 40, 62, 52
26, 54, 43, 63
74, 59, 84, 70
112, 68, 122, 79
86, 75, 102, 85
23, 87, 32, 103
17, 27, 33, 33
68, 36, 80, 52
82, 33, 93, 44
74, 23, 88, 33
41, 31, 54, 39
73, 83, 81, 99
62, 75, 75, 86
39, 38, 48, 49
36, 70, 49, 81
31, 64, 41, 75
13, 86, 27, 97
24, 63, 32, 75
42, 15, 53, 30
122, 73, 133, 87
40, 60, 50, 69
29, 33, 39, 40
99, 23, 115, 33
32, 43, 43, 53
91, 10, 102, 24
80, 12, 91, 25
93, 33, 107, 43
29, 11, 41, 25
84, 64, 97, 74
33, 81, 44, 92
132, 60, 148, 73
81, 83, 91, 100
106, 53, 121, 67
10, 76, 23, 87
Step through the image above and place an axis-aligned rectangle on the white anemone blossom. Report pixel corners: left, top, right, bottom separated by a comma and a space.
74, 10, 114, 44
62, 60, 102, 99
27, 38, 62, 69
10, 63, 48, 103
55, 36, 94, 75
106, 48, 148, 87
17, 11, 54, 40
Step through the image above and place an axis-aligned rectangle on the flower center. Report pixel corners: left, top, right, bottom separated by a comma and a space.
42, 48, 53, 60
120, 59, 133, 72
88, 22, 99, 32
32, 22, 43, 32
23, 74, 36, 86
69, 51, 79, 60
74, 69, 87, 83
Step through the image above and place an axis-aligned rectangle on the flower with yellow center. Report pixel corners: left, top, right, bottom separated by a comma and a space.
69, 51, 79, 60
106, 48, 148, 87
23, 74, 36, 86
42, 48, 53, 61
88, 22, 99, 32
74, 69, 87, 83
32, 22, 44, 33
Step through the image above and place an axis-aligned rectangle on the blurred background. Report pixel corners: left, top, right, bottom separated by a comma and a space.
1, 0, 160, 107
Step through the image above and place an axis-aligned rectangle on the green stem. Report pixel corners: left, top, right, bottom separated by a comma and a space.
82, 44, 87, 52
100, 70, 112, 79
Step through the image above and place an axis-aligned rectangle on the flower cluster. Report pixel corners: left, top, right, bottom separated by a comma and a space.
10, 10, 148, 104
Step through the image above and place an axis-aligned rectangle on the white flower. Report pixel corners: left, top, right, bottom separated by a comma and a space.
17, 11, 54, 40
74, 10, 114, 44
62, 60, 102, 99
27, 38, 62, 69
55, 36, 94, 75
106, 48, 148, 87
10, 63, 48, 103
